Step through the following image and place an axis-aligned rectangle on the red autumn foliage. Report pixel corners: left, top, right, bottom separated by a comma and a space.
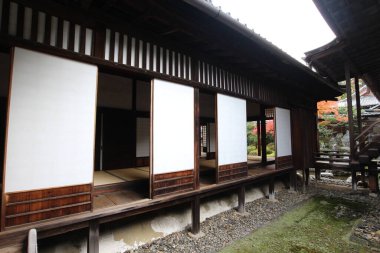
252, 120, 274, 134
317, 101, 348, 122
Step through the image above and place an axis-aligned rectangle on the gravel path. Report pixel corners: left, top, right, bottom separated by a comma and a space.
126, 184, 380, 253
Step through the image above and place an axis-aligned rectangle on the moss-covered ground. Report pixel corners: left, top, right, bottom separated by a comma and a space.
220, 196, 372, 253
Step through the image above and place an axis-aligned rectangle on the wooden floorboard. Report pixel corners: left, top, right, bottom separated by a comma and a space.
93, 195, 115, 210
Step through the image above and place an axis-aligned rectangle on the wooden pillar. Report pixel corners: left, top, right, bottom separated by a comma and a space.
237, 186, 245, 213
354, 77, 366, 183
268, 177, 275, 200
368, 161, 379, 193
360, 165, 366, 185
132, 79, 137, 166
302, 168, 306, 193
351, 169, 357, 191
289, 169, 297, 192
88, 220, 99, 253
257, 120, 261, 156
194, 88, 200, 190
191, 196, 201, 235
345, 63, 355, 157
345, 63, 356, 191
260, 106, 267, 163
315, 167, 321, 181
305, 168, 310, 186
354, 76, 362, 134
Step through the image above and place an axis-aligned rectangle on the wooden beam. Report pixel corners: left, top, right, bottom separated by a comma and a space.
87, 220, 99, 253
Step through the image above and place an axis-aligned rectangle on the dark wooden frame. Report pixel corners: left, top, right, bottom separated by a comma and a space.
194, 88, 200, 189
1, 47, 14, 231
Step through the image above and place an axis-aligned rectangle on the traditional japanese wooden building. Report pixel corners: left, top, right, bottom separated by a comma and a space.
0, 0, 342, 251
306, 0, 380, 194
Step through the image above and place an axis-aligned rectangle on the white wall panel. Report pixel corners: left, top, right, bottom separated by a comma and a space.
153, 79, 194, 174
275, 107, 292, 157
136, 118, 150, 157
217, 94, 247, 166
4, 48, 98, 192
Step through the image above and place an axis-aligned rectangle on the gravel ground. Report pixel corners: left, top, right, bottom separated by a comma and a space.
312, 176, 352, 187
126, 183, 380, 253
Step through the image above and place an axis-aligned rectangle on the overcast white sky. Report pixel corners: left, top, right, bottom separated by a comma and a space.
212, 0, 336, 63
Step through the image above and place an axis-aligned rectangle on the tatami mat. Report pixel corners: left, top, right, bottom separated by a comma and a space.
200, 158, 216, 169
136, 166, 150, 172
107, 168, 149, 181
93, 171, 125, 186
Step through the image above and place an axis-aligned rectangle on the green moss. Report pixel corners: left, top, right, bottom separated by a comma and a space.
220, 197, 372, 253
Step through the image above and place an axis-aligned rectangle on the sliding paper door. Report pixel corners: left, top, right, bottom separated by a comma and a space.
3, 48, 97, 227
275, 107, 293, 169
152, 79, 195, 197
217, 94, 247, 183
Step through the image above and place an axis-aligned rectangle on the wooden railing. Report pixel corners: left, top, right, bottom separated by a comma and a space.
314, 151, 351, 167
354, 118, 380, 158
313, 151, 351, 179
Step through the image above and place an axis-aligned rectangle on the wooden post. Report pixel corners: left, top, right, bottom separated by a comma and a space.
345, 63, 355, 157
351, 169, 357, 191
289, 169, 297, 192
132, 79, 137, 166
368, 161, 379, 193
257, 120, 261, 156
302, 168, 306, 193
88, 220, 99, 253
345, 63, 356, 191
194, 88, 200, 190
305, 168, 310, 186
260, 106, 267, 164
354, 76, 362, 134
315, 167, 321, 181
191, 196, 200, 235
268, 177, 275, 201
237, 186, 245, 213
354, 77, 366, 183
